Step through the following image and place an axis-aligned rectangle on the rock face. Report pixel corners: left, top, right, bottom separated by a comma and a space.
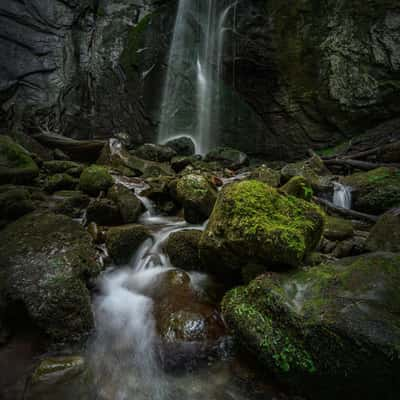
0, 212, 101, 344
222, 252, 400, 399
1, 1, 398, 159
200, 180, 324, 273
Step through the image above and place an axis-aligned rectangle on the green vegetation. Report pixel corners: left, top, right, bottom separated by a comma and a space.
79, 165, 113, 196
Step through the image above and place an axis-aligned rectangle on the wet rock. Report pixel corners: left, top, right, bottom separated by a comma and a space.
222, 252, 400, 399
44, 173, 78, 193
0, 212, 101, 344
342, 167, 400, 215
176, 173, 218, 224
165, 136, 196, 156
106, 224, 151, 265
51, 191, 90, 219
323, 216, 354, 241
86, 198, 121, 226
171, 155, 202, 173
0, 186, 34, 225
280, 176, 313, 201
0, 136, 39, 184
205, 147, 249, 170
200, 180, 324, 273
43, 161, 83, 177
142, 176, 177, 215
134, 143, 177, 162
107, 184, 143, 224
366, 208, 400, 252
79, 165, 114, 196
249, 165, 281, 187
165, 230, 203, 271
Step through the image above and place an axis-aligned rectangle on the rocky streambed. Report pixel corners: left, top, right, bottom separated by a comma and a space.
0, 134, 400, 399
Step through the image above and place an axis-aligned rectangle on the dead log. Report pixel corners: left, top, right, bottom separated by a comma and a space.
323, 158, 400, 171
313, 197, 378, 223
33, 132, 106, 162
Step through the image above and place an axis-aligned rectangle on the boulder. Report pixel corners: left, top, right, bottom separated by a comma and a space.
51, 191, 90, 219
342, 167, 400, 215
205, 146, 249, 170
323, 216, 354, 241
86, 198, 121, 226
0, 135, 39, 184
42, 161, 83, 177
79, 165, 113, 196
366, 208, 400, 252
222, 252, 400, 399
176, 173, 218, 224
249, 165, 281, 187
107, 184, 143, 224
106, 224, 151, 265
0, 212, 101, 343
0, 186, 34, 225
141, 176, 177, 215
134, 143, 177, 162
44, 173, 78, 193
171, 155, 201, 173
165, 230, 203, 271
200, 180, 324, 272
165, 136, 196, 156
280, 176, 313, 201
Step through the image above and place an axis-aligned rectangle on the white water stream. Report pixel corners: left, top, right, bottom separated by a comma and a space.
333, 182, 352, 209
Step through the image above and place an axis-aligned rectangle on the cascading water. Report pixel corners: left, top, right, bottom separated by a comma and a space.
158, 0, 237, 154
333, 182, 352, 209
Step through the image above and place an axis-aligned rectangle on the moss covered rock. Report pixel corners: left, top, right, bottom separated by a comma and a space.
0, 135, 39, 184
280, 176, 313, 200
342, 167, 400, 215
249, 165, 281, 187
0, 186, 34, 225
51, 191, 90, 219
134, 143, 177, 162
200, 180, 324, 272
79, 165, 113, 196
176, 173, 218, 224
107, 184, 143, 224
165, 136, 195, 157
43, 160, 83, 177
165, 230, 203, 271
106, 224, 151, 265
366, 208, 400, 252
222, 252, 400, 399
323, 216, 354, 241
44, 173, 78, 193
0, 212, 101, 343
86, 198, 121, 226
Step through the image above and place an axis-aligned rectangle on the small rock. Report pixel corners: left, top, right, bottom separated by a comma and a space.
79, 165, 114, 196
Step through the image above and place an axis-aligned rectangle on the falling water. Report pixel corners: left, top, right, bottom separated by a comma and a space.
333, 182, 352, 209
158, 0, 237, 154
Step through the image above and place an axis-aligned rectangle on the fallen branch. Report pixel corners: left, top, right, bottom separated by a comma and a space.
33, 132, 106, 162
323, 158, 400, 171
313, 197, 379, 223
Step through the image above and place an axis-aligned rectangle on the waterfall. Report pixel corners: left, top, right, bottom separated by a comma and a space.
333, 182, 352, 209
158, 0, 237, 154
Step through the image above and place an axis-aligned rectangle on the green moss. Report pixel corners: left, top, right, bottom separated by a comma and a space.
79, 165, 113, 196
280, 176, 314, 201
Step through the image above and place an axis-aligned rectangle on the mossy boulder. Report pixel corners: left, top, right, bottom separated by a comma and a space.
86, 198, 121, 226
205, 146, 249, 170
249, 165, 281, 187
200, 180, 324, 272
280, 176, 313, 201
222, 252, 400, 399
79, 165, 113, 196
366, 209, 400, 252
165, 230, 203, 271
342, 167, 400, 215
106, 224, 151, 265
171, 155, 201, 173
43, 161, 83, 177
141, 176, 177, 215
323, 216, 354, 241
51, 191, 90, 219
176, 173, 218, 224
0, 212, 101, 344
44, 173, 78, 193
0, 186, 34, 225
107, 184, 143, 224
0, 135, 39, 184
134, 143, 177, 162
